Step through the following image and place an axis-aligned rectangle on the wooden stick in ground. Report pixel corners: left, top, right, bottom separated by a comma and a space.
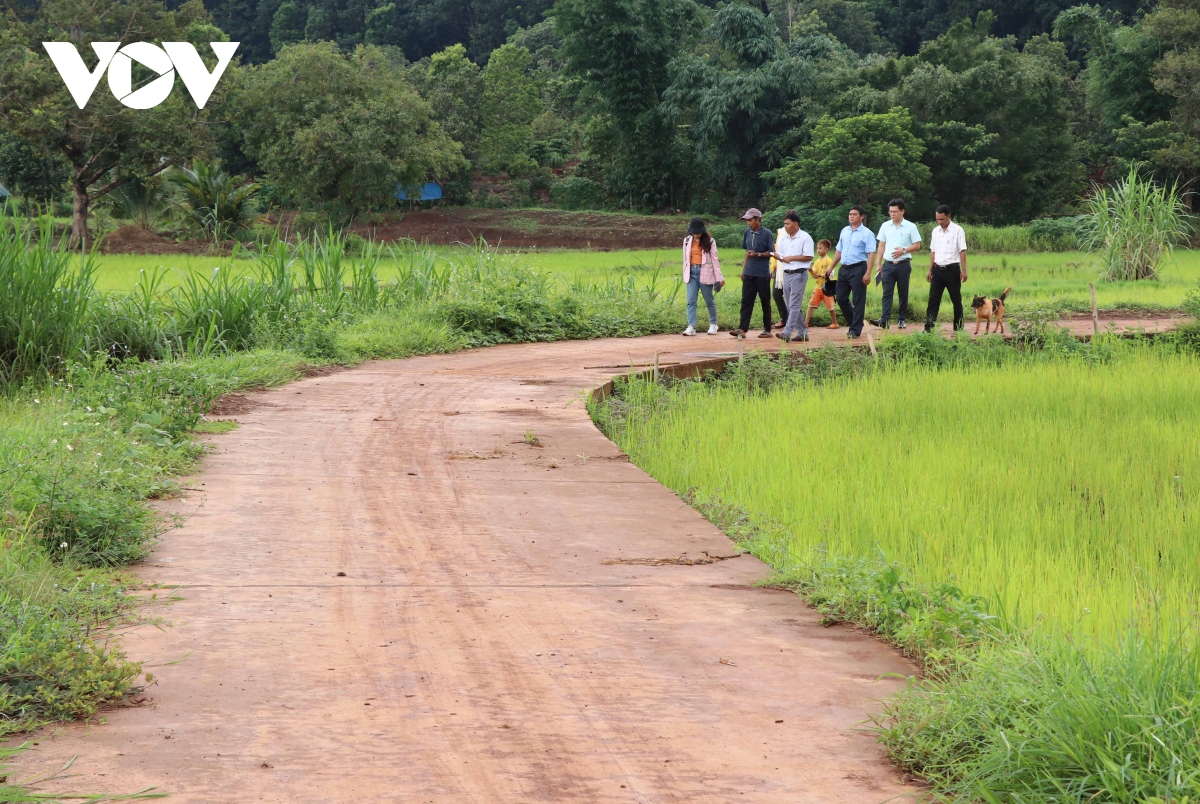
1090, 283, 1099, 337
867, 331, 878, 358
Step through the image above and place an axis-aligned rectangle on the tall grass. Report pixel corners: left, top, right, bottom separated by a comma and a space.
0, 220, 95, 385
1084, 165, 1194, 281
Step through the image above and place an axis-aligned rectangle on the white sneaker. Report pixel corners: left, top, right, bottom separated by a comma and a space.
682, 326, 696, 336
707, 324, 719, 334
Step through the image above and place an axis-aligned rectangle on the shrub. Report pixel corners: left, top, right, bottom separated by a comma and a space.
168, 159, 261, 244
1083, 165, 1193, 281
550, 177, 603, 210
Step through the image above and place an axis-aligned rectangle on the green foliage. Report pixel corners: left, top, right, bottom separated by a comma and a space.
769, 108, 930, 208
550, 177, 603, 210
0, 133, 69, 207
795, 0, 890, 56
0, 531, 141, 737
103, 177, 170, 233
881, 630, 1200, 802
420, 45, 485, 167
480, 45, 542, 176
228, 42, 465, 221
0, 0, 214, 243
552, 0, 697, 210
0, 220, 95, 385
1083, 165, 1193, 281
663, 4, 813, 200
168, 159, 261, 243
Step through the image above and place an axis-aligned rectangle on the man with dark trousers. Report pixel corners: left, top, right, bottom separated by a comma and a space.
871, 198, 922, 329
828, 205, 875, 339
925, 204, 969, 332
730, 208, 776, 338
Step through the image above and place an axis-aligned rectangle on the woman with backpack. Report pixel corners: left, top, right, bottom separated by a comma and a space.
681, 218, 725, 336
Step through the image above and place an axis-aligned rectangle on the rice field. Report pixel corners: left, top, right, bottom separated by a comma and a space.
604, 350, 1200, 643
87, 247, 1200, 315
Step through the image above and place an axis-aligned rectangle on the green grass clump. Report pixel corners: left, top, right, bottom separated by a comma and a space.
593, 332, 1200, 801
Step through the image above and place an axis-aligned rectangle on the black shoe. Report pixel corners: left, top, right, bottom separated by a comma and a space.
777, 333, 791, 343
757, 331, 773, 338
898, 319, 907, 329
729, 328, 746, 337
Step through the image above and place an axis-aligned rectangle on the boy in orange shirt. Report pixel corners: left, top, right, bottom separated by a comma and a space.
804, 239, 839, 329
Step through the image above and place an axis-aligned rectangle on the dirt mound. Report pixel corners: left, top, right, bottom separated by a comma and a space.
352, 208, 688, 250
99, 225, 217, 255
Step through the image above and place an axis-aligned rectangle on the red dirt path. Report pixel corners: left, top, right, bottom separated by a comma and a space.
6, 317, 1180, 802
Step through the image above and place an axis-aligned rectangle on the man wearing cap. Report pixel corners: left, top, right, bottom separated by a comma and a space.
730, 208, 776, 338
828, 205, 874, 339
870, 198, 922, 329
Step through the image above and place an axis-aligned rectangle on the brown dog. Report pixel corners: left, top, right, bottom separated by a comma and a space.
971, 287, 1011, 334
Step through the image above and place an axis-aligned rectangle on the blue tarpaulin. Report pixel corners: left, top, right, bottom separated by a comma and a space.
0, 184, 9, 198
395, 182, 443, 202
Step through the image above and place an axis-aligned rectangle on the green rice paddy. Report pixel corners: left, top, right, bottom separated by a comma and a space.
88, 247, 1200, 315
604, 349, 1200, 643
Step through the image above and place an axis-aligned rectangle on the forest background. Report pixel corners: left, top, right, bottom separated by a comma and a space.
1, 0, 1198, 240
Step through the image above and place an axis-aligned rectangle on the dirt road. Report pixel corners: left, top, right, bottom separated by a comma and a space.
9, 318, 1179, 802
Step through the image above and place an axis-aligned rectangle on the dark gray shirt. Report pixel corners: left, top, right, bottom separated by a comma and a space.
742, 228, 775, 278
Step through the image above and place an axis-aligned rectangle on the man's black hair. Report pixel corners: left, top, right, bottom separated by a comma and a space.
784, 210, 801, 224
849, 204, 867, 217
935, 204, 952, 216
888, 198, 905, 211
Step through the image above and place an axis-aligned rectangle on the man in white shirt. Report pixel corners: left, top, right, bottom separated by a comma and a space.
772, 210, 815, 342
925, 204, 969, 332
871, 198, 922, 329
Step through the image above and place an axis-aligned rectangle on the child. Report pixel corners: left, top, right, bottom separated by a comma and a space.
804, 239, 840, 330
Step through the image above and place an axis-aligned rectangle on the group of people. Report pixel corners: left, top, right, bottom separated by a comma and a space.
680, 201, 969, 340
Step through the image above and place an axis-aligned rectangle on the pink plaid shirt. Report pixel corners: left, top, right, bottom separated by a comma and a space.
681, 235, 724, 285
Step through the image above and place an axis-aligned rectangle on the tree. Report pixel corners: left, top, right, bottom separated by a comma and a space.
227, 42, 465, 221
769, 108, 930, 208
0, 0, 218, 244
480, 44, 541, 176
552, 0, 699, 210
796, 0, 889, 56
886, 13, 1082, 221
0, 132, 70, 209
421, 45, 484, 161
662, 4, 814, 201
1144, 0, 1200, 205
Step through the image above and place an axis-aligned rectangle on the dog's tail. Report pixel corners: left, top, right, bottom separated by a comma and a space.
1000, 286, 1012, 302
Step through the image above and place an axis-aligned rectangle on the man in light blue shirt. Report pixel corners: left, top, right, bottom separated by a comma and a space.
828, 204, 875, 339
871, 198, 922, 329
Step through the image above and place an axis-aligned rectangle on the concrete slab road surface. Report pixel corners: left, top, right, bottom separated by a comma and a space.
8, 318, 1178, 802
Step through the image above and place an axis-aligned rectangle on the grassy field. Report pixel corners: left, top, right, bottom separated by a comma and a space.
87, 248, 1200, 319
593, 333, 1200, 801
